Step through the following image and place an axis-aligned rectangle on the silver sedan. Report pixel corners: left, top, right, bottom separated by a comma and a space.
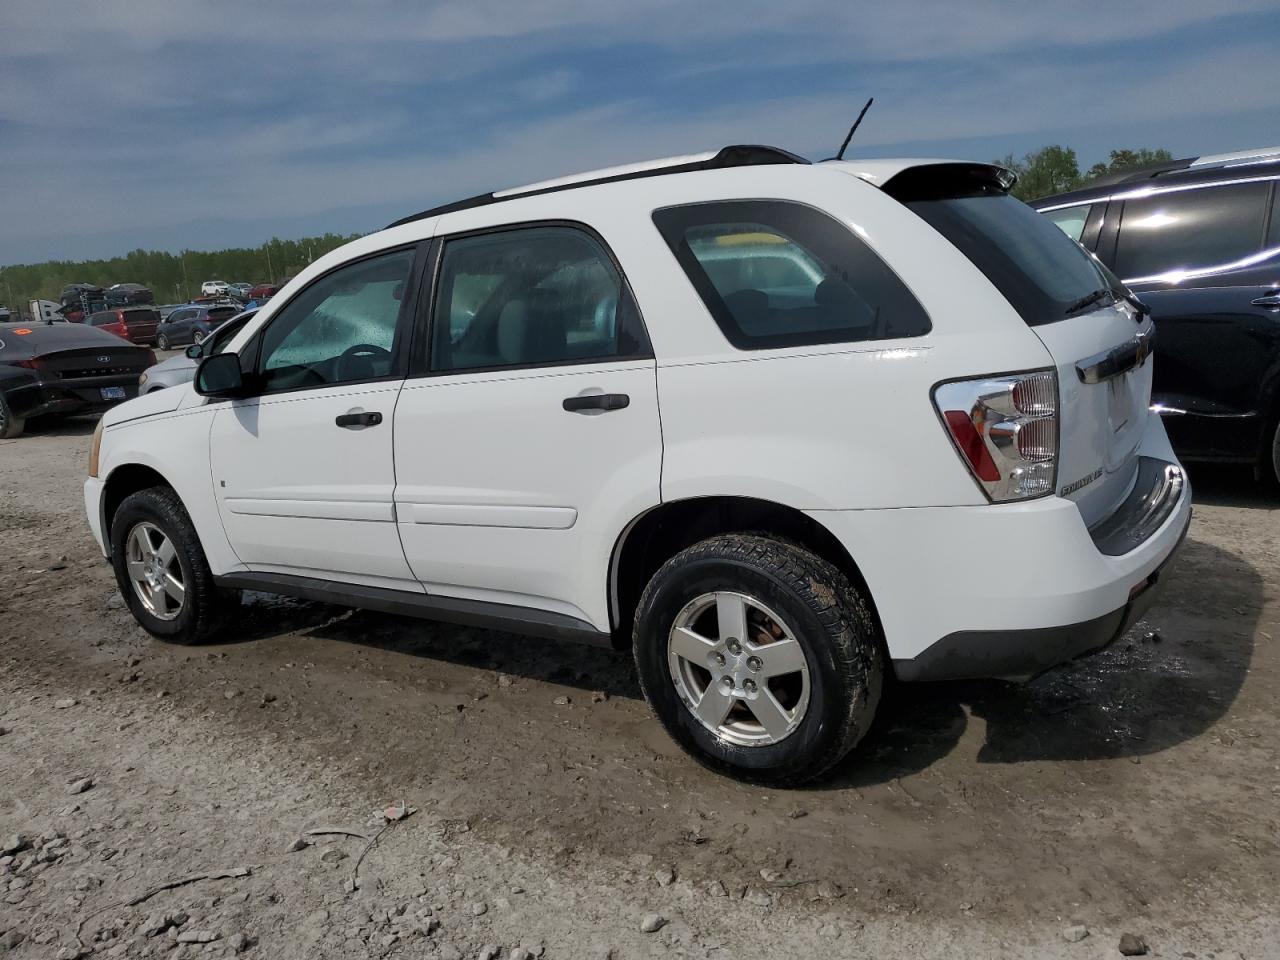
138, 308, 256, 394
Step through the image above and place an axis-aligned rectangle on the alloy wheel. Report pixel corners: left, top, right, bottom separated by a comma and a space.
125, 521, 185, 620
667, 591, 810, 747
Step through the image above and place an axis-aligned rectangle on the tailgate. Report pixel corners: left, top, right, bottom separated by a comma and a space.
1031, 301, 1154, 526
122, 310, 160, 339
37, 346, 153, 381
884, 163, 1156, 529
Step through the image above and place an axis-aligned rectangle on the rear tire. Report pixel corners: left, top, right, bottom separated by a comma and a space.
0, 395, 25, 439
109, 486, 231, 645
632, 534, 883, 786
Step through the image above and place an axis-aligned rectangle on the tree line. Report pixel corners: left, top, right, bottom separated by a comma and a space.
0, 233, 360, 313
0, 145, 1173, 313
997, 146, 1174, 201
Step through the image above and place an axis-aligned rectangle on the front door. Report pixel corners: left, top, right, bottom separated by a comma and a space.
210, 245, 423, 588
392, 225, 662, 630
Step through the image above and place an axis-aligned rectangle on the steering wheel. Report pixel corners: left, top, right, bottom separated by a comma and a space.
335, 343, 392, 381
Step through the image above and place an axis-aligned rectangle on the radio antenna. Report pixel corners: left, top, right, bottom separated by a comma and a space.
834, 98, 874, 161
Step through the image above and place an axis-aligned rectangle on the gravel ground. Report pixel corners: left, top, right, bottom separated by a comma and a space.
2, 416, 1278, 959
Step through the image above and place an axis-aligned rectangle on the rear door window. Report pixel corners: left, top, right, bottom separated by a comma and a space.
1043, 205, 1092, 241
1113, 182, 1269, 282
652, 200, 930, 350
429, 225, 649, 373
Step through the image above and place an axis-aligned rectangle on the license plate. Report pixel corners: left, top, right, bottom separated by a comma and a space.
100, 386, 126, 400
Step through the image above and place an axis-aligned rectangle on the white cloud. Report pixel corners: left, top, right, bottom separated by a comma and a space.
2, 0, 1279, 262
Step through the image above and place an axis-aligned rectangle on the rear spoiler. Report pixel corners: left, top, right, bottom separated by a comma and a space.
881, 162, 1017, 202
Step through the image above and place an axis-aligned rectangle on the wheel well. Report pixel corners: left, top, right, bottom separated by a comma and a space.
610, 496, 883, 648
102, 464, 172, 545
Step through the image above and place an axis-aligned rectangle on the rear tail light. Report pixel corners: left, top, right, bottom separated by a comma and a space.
14, 358, 40, 370
934, 370, 1058, 501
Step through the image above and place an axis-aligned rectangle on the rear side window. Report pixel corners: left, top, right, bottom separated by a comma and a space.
652, 200, 929, 350
1113, 182, 1269, 282
1043, 205, 1091, 241
902, 190, 1108, 326
430, 225, 649, 373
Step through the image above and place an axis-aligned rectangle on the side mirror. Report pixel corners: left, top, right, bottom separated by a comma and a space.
194, 352, 246, 398
184, 343, 203, 360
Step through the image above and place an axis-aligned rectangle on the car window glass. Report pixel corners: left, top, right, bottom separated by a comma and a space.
210, 316, 251, 355
258, 248, 414, 392
430, 226, 647, 372
653, 200, 930, 349
1114, 182, 1268, 282
1044, 205, 1090, 241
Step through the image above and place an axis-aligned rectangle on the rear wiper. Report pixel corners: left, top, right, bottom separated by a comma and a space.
1063, 288, 1112, 317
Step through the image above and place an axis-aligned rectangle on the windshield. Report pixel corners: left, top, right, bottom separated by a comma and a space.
904, 191, 1108, 326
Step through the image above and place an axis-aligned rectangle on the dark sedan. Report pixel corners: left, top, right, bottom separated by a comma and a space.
155, 304, 240, 350
0, 322, 155, 439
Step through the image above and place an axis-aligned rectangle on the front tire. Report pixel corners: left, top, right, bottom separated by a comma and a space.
632, 534, 883, 786
156, 333, 170, 351
110, 486, 229, 644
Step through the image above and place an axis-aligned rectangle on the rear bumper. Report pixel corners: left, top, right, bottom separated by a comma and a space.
808, 424, 1193, 681
9, 378, 140, 419
891, 505, 1188, 681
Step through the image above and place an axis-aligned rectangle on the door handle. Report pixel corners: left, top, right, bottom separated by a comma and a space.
335, 410, 383, 429
1251, 293, 1280, 308
562, 393, 630, 413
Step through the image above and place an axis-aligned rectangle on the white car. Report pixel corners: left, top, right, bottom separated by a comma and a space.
201, 280, 230, 296
85, 146, 1190, 783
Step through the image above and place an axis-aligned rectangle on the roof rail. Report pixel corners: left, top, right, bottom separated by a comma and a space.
386, 144, 808, 229
1189, 145, 1280, 169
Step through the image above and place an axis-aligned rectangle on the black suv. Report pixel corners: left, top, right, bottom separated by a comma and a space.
1033, 147, 1280, 483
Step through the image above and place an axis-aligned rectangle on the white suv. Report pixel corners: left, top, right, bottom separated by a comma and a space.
85, 146, 1191, 783
201, 280, 230, 296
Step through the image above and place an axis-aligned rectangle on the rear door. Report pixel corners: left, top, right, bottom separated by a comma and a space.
898, 178, 1155, 526
392, 224, 662, 630
1107, 179, 1279, 459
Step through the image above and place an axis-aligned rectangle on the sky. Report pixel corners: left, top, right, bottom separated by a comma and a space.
2, 0, 1279, 267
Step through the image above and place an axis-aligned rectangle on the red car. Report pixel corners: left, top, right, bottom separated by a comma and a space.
247, 276, 293, 300
86, 307, 161, 346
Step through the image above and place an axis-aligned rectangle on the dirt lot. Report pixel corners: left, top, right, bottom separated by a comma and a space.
2, 417, 1278, 959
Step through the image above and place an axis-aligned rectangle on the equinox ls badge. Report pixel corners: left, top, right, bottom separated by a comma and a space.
1061, 468, 1103, 496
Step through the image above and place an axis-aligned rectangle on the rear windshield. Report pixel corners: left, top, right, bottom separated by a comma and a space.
902, 189, 1109, 326
88, 314, 117, 326
123, 309, 159, 322
208, 307, 237, 321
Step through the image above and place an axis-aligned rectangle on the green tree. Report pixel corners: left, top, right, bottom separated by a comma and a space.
1082, 148, 1176, 183
994, 144, 1174, 201
998, 145, 1080, 201
0, 233, 361, 318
